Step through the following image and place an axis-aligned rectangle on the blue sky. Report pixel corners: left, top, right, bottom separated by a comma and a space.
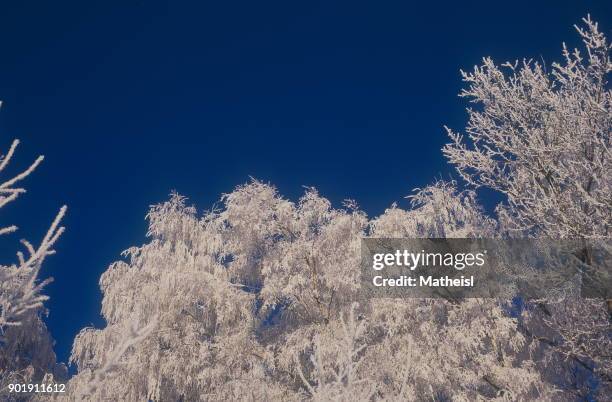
0, 1, 610, 364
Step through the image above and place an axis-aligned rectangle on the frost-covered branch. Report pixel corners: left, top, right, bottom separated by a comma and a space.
0, 139, 66, 331
443, 15, 611, 240
0, 139, 44, 212
69, 318, 158, 401
295, 303, 376, 401
0, 136, 67, 400
0, 206, 66, 330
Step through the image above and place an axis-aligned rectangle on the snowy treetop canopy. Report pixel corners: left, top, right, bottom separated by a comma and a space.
0, 15, 610, 402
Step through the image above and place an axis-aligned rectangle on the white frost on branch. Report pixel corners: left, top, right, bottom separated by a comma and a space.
443, 16, 611, 240
67, 318, 158, 401
0, 206, 66, 330
0, 138, 67, 399
295, 302, 376, 402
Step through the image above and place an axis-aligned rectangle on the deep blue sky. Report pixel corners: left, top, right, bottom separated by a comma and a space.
0, 1, 610, 364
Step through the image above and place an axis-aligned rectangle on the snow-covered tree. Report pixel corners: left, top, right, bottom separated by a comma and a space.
67, 180, 552, 401
65, 16, 609, 402
443, 16, 610, 241
67, 191, 292, 401
443, 16, 611, 398
0, 138, 66, 398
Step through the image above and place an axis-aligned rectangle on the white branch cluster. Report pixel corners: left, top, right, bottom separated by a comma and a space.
443, 15, 611, 240
0, 138, 67, 399
0, 139, 66, 330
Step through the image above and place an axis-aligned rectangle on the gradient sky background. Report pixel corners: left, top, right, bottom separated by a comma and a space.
0, 1, 610, 365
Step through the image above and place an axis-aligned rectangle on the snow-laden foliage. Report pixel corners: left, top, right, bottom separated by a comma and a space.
444, 16, 612, 398
0, 139, 66, 398
363, 183, 551, 401
371, 180, 497, 239
66, 180, 552, 401
294, 303, 376, 401
443, 16, 610, 240
67, 191, 293, 401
